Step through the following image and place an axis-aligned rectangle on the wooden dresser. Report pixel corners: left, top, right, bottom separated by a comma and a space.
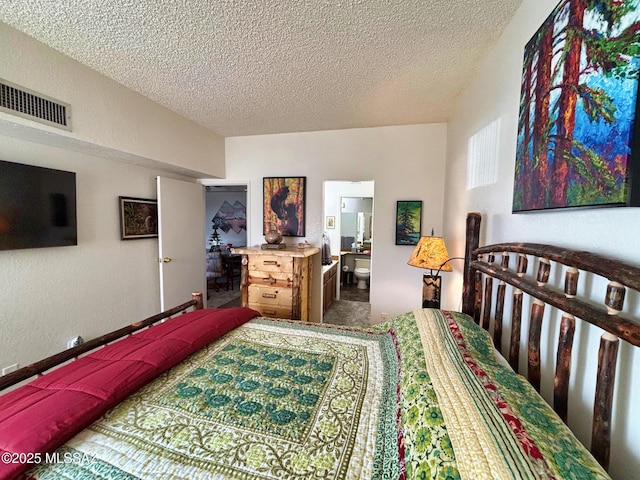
232, 246, 320, 321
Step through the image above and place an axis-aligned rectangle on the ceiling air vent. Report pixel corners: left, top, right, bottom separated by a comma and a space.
0, 78, 72, 131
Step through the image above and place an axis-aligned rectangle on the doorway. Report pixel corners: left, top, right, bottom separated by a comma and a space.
322, 181, 374, 326
203, 183, 249, 308
339, 196, 373, 303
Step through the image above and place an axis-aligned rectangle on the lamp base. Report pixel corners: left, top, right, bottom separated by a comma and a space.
422, 274, 442, 309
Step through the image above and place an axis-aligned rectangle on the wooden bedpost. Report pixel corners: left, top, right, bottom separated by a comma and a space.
462, 212, 481, 317
481, 253, 494, 331
592, 280, 625, 470
192, 291, 204, 310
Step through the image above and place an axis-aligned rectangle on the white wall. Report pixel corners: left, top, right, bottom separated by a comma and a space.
442, 1, 640, 477
0, 135, 184, 372
226, 124, 447, 323
0, 22, 228, 376
0, 22, 225, 177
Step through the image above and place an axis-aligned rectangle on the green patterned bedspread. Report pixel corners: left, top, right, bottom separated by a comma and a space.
25, 310, 610, 480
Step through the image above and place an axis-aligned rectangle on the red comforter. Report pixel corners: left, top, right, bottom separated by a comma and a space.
0, 307, 259, 480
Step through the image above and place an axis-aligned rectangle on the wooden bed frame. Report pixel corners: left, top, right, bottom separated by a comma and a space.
460, 212, 640, 471
1, 212, 639, 472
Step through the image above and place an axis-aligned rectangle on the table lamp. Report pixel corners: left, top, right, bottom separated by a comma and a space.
407, 233, 453, 309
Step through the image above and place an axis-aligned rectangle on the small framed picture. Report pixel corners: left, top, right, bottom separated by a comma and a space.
326, 216, 335, 229
119, 196, 158, 240
395, 200, 422, 245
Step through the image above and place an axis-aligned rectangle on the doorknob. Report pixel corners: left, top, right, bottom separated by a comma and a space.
161, 257, 172, 263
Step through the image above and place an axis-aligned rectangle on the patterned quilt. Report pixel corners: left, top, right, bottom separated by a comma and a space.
23, 309, 609, 480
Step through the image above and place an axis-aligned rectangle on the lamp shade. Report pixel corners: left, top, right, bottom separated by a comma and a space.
407, 236, 452, 271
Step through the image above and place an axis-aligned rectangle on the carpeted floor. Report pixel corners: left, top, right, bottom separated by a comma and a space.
207, 288, 241, 308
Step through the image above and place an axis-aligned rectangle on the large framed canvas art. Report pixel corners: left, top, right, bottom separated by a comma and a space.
514, 0, 640, 212
263, 177, 306, 236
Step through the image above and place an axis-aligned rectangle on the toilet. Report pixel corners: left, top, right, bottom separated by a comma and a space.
354, 258, 371, 290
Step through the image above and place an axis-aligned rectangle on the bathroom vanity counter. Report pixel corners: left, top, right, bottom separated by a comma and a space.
322, 259, 339, 274
340, 251, 371, 267
322, 260, 339, 313
340, 251, 371, 259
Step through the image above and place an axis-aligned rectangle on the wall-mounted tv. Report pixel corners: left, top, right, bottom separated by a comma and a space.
0, 160, 77, 251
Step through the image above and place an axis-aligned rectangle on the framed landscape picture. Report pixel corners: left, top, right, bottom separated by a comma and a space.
395, 200, 422, 245
514, 0, 640, 212
263, 177, 306, 236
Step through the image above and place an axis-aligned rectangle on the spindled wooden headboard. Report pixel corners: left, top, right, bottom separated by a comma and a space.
460, 212, 640, 471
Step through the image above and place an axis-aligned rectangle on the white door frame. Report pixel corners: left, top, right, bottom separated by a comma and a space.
198, 178, 252, 247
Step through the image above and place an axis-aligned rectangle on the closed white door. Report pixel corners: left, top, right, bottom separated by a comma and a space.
157, 176, 206, 310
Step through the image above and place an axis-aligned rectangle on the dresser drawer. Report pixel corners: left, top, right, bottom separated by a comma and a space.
248, 284, 293, 319
248, 303, 293, 319
247, 270, 293, 288
248, 284, 292, 306
248, 255, 293, 273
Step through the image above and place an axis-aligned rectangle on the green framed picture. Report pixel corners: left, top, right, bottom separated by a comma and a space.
395, 200, 422, 245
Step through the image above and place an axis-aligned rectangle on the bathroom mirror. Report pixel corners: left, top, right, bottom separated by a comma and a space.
341, 197, 372, 250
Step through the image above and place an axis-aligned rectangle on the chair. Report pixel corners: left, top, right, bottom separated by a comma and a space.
222, 254, 242, 290
206, 251, 229, 294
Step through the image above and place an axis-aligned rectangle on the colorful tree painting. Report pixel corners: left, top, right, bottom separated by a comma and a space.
396, 201, 422, 245
514, 0, 640, 212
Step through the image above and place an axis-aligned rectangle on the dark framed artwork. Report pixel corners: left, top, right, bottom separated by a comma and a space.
514, 0, 640, 212
119, 197, 158, 240
395, 200, 422, 245
263, 177, 306, 236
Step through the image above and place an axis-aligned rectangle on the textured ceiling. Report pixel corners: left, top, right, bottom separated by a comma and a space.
0, 0, 522, 137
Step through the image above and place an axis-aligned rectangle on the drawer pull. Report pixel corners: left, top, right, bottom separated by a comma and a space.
264, 310, 276, 315
262, 277, 276, 284
263, 260, 279, 266
262, 293, 277, 299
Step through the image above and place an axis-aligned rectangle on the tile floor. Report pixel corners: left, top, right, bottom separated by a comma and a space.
321, 281, 371, 326
339, 282, 370, 302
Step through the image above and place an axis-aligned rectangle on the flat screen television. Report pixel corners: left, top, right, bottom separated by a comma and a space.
0, 160, 77, 251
